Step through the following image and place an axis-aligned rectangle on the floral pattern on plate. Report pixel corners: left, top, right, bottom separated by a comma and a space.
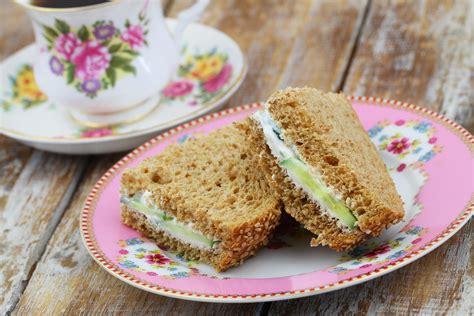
43, 13, 149, 98
80, 100, 473, 299
327, 226, 429, 275
161, 47, 233, 105
116, 237, 201, 280
113, 118, 439, 277
1, 64, 47, 111
368, 119, 443, 172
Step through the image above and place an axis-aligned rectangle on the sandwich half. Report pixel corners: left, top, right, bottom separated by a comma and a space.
120, 123, 281, 272
240, 87, 404, 251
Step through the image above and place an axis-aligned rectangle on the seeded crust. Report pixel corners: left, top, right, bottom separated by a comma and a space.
120, 123, 281, 271
238, 87, 404, 251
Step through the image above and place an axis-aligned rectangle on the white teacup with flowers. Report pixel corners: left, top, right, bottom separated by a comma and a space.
16, 0, 209, 126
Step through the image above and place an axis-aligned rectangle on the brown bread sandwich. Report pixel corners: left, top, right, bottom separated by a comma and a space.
120, 124, 281, 272
240, 87, 404, 251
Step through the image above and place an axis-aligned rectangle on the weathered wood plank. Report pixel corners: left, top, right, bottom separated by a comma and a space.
0, 151, 87, 314
170, 0, 369, 106
344, 0, 473, 132
0, 1, 34, 59
12, 0, 368, 314
269, 0, 473, 314
0, 3, 90, 314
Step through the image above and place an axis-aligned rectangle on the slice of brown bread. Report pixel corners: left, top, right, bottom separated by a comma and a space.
239, 87, 404, 251
120, 123, 281, 272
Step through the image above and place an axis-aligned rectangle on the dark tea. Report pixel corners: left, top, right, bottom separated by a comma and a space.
31, 0, 110, 8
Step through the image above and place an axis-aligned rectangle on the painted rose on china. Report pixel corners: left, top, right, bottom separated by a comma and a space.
42, 15, 149, 97
121, 25, 145, 49
71, 40, 111, 81
203, 64, 232, 93
162, 81, 194, 97
55, 33, 81, 61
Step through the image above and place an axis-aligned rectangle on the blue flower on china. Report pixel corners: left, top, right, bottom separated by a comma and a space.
171, 272, 189, 278
405, 226, 423, 235
414, 121, 431, 133
126, 237, 145, 246
330, 226, 428, 275
387, 250, 407, 260
119, 260, 139, 269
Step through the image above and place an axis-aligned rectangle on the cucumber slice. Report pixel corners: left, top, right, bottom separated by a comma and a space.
280, 158, 357, 229
160, 221, 214, 248
128, 198, 165, 219
124, 196, 219, 248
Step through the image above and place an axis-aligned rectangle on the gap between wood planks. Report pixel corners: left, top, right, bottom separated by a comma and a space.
335, 0, 372, 92
4, 157, 89, 315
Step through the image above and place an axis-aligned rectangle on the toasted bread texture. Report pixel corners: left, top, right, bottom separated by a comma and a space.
239, 87, 404, 251
120, 123, 280, 271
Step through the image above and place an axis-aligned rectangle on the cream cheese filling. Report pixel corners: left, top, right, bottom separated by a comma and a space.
253, 109, 357, 230
121, 192, 221, 250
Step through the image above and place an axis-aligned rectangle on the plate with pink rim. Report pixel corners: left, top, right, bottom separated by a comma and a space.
0, 19, 246, 154
80, 97, 473, 302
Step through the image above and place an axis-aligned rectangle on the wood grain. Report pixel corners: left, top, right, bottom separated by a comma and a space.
0, 151, 86, 314
0, 3, 89, 304
0, 1, 33, 59
11, 0, 369, 314
344, 0, 473, 132
169, 0, 369, 105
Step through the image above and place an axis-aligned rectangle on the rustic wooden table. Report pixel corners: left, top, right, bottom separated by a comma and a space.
1, 0, 472, 314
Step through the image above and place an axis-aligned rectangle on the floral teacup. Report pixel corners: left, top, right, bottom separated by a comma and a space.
16, 0, 209, 126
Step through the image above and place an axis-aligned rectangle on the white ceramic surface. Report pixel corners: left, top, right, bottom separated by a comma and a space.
16, 0, 209, 120
0, 19, 247, 154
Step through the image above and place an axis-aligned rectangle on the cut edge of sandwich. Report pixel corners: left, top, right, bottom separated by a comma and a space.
120, 178, 280, 272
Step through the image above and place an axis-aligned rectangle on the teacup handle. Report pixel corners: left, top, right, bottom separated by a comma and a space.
172, 0, 210, 48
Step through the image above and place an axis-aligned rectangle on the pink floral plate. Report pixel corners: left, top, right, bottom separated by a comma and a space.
0, 19, 246, 154
80, 97, 473, 302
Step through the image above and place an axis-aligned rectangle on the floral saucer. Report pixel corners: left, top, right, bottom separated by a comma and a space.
81, 97, 473, 302
0, 19, 246, 154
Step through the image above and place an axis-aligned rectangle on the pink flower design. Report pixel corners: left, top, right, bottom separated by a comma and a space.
412, 238, 422, 244
359, 264, 372, 269
145, 253, 171, 266
203, 64, 232, 93
397, 163, 406, 172
71, 40, 111, 81
118, 249, 129, 255
162, 80, 194, 97
81, 128, 113, 138
365, 244, 391, 258
121, 25, 144, 50
146, 271, 158, 276
55, 33, 82, 61
387, 137, 410, 154
428, 137, 437, 144
395, 119, 406, 126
